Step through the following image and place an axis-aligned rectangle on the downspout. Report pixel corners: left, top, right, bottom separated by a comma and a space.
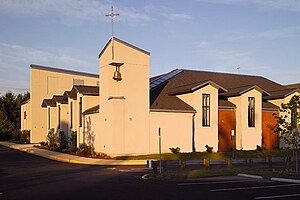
192, 113, 196, 152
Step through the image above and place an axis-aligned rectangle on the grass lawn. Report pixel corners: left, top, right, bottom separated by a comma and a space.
114, 149, 293, 160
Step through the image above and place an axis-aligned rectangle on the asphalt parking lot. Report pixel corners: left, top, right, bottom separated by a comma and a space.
176, 176, 300, 199
1, 144, 300, 200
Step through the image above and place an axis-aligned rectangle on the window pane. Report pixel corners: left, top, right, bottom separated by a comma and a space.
248, 97, 255, 127
202, 94, 210, 126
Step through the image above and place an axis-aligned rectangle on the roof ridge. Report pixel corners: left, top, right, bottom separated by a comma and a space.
180, 68, 264, 78
30, 64, 99, 78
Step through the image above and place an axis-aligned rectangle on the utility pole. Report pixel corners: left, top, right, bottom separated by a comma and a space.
158, 128, 162, 174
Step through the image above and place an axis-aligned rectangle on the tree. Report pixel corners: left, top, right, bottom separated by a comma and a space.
0, 91, 30, 141
274, 95, 300, 173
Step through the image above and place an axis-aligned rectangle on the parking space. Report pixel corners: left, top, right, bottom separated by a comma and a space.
177, 176, 300, 199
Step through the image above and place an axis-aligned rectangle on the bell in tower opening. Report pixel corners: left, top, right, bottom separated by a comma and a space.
110, 62, 124, 82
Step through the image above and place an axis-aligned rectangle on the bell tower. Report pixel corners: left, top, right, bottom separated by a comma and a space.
97, 7, 150, 155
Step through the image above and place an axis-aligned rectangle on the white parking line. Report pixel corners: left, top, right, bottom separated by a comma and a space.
255, 194, 300, 199
210, 183, 300, 192
177, 179, 259, 186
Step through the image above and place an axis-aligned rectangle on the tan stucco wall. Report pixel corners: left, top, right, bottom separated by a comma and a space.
47, 106, 57, 135
56, 103, 68, 136
21, 101, 31, 131
98, 38, 150, 155
177, 84, 219, 152
229, 89, 262, 150
30, 67, 98, 143
77, 94, 99, 145
84, 112, 100, 151
149, 111, 193, 153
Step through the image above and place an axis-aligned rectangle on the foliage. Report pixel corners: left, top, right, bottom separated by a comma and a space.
77, 143, 94, 156
0, 91, 30, 141
58, 131, 68, 149
274, 95, 300, 173
19, 130, 30, 143
205, 145, 213, 153
169, 147, 181, 154
46, 129, 57, 147
69, 131, 77, 148
39, 141, 47, 147
85, 116, 95, 150
256, 145, 262, 151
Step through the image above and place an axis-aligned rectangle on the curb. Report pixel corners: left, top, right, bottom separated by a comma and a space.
271, 177, 300, 183
0, 142, 147, 166
141, 173, 150, 180
237, 173, 263, 179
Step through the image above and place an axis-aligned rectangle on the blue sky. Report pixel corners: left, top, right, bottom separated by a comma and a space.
1, 0, 300, 94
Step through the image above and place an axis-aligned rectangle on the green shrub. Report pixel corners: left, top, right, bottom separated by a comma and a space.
20, 130, 30, 143
169, 147, 181, 154
40, 141, 47, 146
58, 130, 68, 149
46, 129, 57, 147
77, 143, 94, 156
256, 145, 263, 151
70, 131, 77, 148
205, 145, 213, 153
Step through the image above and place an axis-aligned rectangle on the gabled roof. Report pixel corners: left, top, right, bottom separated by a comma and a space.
62, 91, 71, 102
69, 85, 99, 99
264, 88, 300, 100
262, 101, 279, 111
150, 81, 196, 113
168, 80, 227, 95
51, 95, 66, 105
83, 105, 99, 115
41, 99, 55, 108
285, 83, 300, 89
21, 98, 30, 105
221, 85, 270, 97
149, 69, 290, 111
98, 37, 150, 58
30, 64, 98, 78
218, 99, 236, 109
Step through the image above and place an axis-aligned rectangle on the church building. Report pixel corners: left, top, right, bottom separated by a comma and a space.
21, 37, 300, 155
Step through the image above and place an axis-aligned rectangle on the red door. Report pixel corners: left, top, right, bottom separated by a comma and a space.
218, 109, 235, 152
262, 111, 279, 150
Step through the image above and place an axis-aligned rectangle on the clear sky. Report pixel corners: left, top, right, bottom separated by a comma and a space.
1, 0, 300, 94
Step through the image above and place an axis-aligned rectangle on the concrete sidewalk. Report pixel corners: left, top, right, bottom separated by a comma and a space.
0, 141, 147, 166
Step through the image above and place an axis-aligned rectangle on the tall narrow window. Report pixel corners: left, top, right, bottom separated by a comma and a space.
79, 97, 83, 127
48, 107, 51, 130
58, 105, 61, 129
202, 94, 210, 126
248, 97, 255, 127
70, 102, 73, 129
24, 111, 27, 119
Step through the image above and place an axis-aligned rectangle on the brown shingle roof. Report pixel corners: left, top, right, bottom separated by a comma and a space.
83, 105, 99, 115
285, 83, 300, 89
70, 85, 99, 99
52, 95, 64, 104
262, 101, 279, 110
219, 100, 236, 109
264, 88, 300, 100
150, 69, 289, 111
150, 82, 195, 112
62, 91, 71, 103
41, 99, 55, 107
